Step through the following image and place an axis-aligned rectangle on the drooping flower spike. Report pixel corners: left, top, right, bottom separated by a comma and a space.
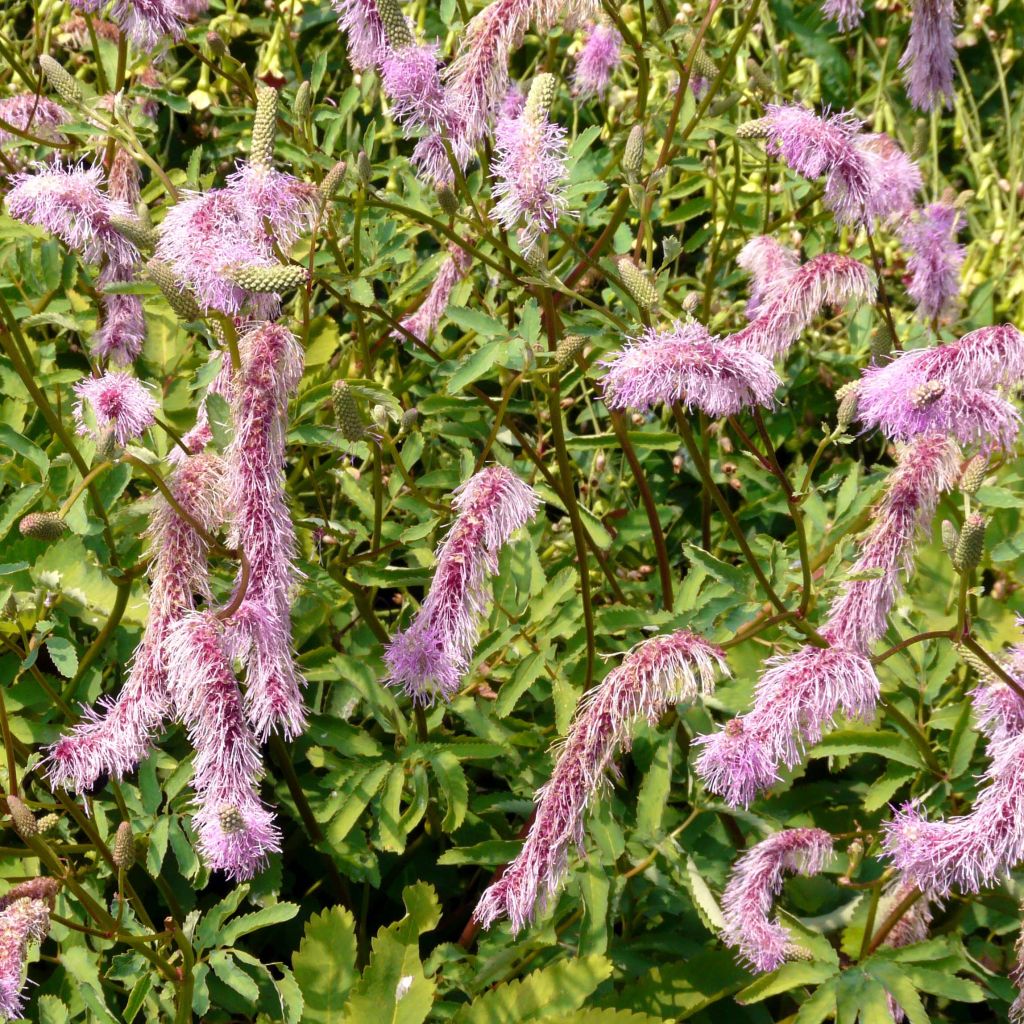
727, 252, 876, 360
900, 0, 956, 112
857, 133, 923, 223
572, 21, 622, 99
46, 452, 226, 792
0, 94, 68, 148
394, 244, 472, 344
902, 200, 965, 323
0, 892, 55, 1020
821, 0, 865, 31
166, 611, 281, 880
721, 828, 834, 973
73, 371, 158, 446
331, 0, 388, 71
385, 465, 539, 705
224, 322, 307, 741
474, 631, 729, 932
735, 235, 800, 319
601, 320, 781, 418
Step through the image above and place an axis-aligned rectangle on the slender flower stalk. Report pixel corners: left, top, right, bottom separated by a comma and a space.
166, 611, 281, 879
474, 631, 729, 932
394, 244, 472, 343
902, 201, 965, 322
572, 22, 622, 99
900, 0, 956, 111
601, 320, 781, 417
727, 252, 876, 359
73, 371, 158, 446
721, 828, 834, 972
735, 235, 800, 319
0, 895, 54, 1020
46, 453, 226, 791
225, 323, 307, 741
385, 465, 539, 704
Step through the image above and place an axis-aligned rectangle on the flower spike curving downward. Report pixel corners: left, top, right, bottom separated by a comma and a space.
721, 828, 834, 973
331, 0, 388, 71
385, 466, 539, 705
900, 0, 956, 112
0, 94, 68, 148
572, 22, 622, 99
73, 371, 158, 446
394, 244, 472, 344
822, 0, 865, 31
735, 235, 801, 319
902, 201, 966, 323
0, 893, 55, 1020
601, 320, 781, 417
474, 631, 729, 933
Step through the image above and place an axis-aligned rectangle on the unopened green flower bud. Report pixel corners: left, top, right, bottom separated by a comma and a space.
708, 91, 740, 117
960, 645, 997, 681
376, 0, 413, 48
911, 117, 929, 158
319, 160, 347, 204
960, 454, 987, 495
686, 38, 719, 81
113, 821, 136, 870
2, 595, 17, 621
19, 512, 68, 542
95, 424, 122, 463
250, 81, 278, 169
39, 55, 82, 105
745, 57, 773, 94
205, 30, 227, 56
736, 117, 770, 139
226, 263, 309, 293
332, 381, 366, 442
146, 260, 203, 321
952, 512, 986, 572
293, 80, 311, 129
437, 185, 459, 217
617, 257, 659, 312
622, 124, 644, 181
941, 519, 959, 558
845, 837, 864, 876
835, 382, 858, 432
219, 805, 245, 835
400, 407, 419, 433
109, 215, 159, 251
555, 334, 586, 368
524, 244, 548, 277
870, 323, 894, 361
371, 404, 389, 430
682, 291, 700, 314
7, 796, 37, 839
357, 150, 372, 185
37, 813, 59, 834
524, 73, 557, 123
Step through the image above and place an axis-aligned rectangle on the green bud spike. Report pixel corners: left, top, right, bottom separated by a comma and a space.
39, 55, 82, 105
524, 73, 557, 124
219, 805, 246, 835
685, 37, 719, 81
709, 91, 741, 117
745, 57, 773, 94
617, 257, 659, 313
437, 185, 459, 217
959, 645, 998, 681
870, 322, 894, 361
332, 381, 366, 443
357, 149, 372, 185
113, 821, 136, 870
2, 595, 17, 620
555, 334, 586, 368
7, 796, 37, 839
736, 117, 771, 139
250, 81, 278, 169
960, 454, 987, 495
835, 382, 859, 432
205, 30, 227, 57
941, 519, 959, 558
319, 160, 347, 204
400, 407, 419, 433
37, 813, 60, 834
95, 424, 122, 463
109, 214, 159, 251
622, 124, 644, 181
952, 512, 986, 572
146, 260, 203, 321
524, 244, 548, 277
19, 512, 68, 542
911, 117, 929, 158
375, 0, 414, 49
226, 263, 309, 293
293, 80, 311, 130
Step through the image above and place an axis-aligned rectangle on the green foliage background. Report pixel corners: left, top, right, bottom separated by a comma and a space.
1, 0, 1024, 1020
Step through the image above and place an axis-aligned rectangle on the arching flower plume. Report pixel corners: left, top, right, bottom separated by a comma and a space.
385, 465, 539, 705
73, 371, 158, 446
902, 201, 965, 323
601, 320, 781, 417
394, 244, 472, 344
0, 94, 67, 148
721, 828, 834, 972
900, 0, 956, 111
858, 133, 923, 223
166, 611, 281, 880
822, 0, 865, 31
225, 322, 307, 741
727, 252, 875, 359
474, 631, 729, 932
0, 891, 55, 1020
68, 0, 187, 51
46, 452, 226, 792
736, 235, 800, 319
572, 22, 622, 99
331, 0, 388, 70
856, 324, 1024, 450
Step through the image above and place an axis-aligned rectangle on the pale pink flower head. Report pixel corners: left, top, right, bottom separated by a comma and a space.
0, 879, 58, 913
0, 896, 53, 1020
722, 828, 834, 973
94, 262, 146, 365
735, 235, 801, 318
500, 82, 526, 119
475, 630, 728, 932
572, 22, 622, 99
727, 252, 876, 359
900, 0, 956, 111
693, 716, 780, 808
902, 201, 965, 322
225, 162, 318, 251
109, 0, 186, 50
395, 244, 472, 344
166, 611, 281, 880
602, 320, 781, 417
5, 162, 137, 264
381, 42, 449, 134
0, 94, 68, 148
331, 0, 388, 71
858, 133, 922, 223
822, 0, 865, 31
73, 371, 157, 446
385, 465, 539, 704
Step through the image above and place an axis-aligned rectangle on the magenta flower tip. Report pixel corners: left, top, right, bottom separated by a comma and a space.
902, 201, 965, 322
899, 0, 956, 111
822, 0, 865, 31
331, 0, 388, 71
572, 22, 622, 99
73, 371, 157, 446
735, 235, 800, 319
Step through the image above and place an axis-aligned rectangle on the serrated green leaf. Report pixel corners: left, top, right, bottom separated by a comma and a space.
218, 902, 300, 946
44, 635, 78, 677
292, 905, 358, 1022
428, 750, 468, 831
737, 961, 838, 1005
210, 949, 260, 1003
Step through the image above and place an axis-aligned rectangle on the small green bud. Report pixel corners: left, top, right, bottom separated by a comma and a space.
7, 796, 37, 839
95, 424, 122, 463
226, 263, 309, 293
524, 244, 548, 277
911, 117, 929, 158
870, 323, 894, 361
109, 214, 159, 251
39, 55, 82, 105
2, 595, 17, 621
113, 821, 136, 870
617, 257, 659, 312
555, 334, 586, 368
708, 91, 740, 116
686, 38, 719, 81
959, 645, 998, 681
437, 185, 459, 217
745, 57, 774, 94
400, 407, 419, 433
293, 80, 311, 130
941, 519, 959, 557
960, 454, 987, 495
682, 291, 700, 314
376, 0, 414, 49
524, 73, 557, 123
37, 813, 60, 834
205, 30, 227, 56
219, 806, 246, 835
146, 260, 203, 321
250, 81, 278, 169
622, 124, 644, 181
835, 382, 859, 432
357, 149, 372, 185
736, 117, 770, 139
952, 512, 986, 572
19, 512, 68, 542
371, 404, 389, 430
319, 160, 347, 204
332, 381, 366, 443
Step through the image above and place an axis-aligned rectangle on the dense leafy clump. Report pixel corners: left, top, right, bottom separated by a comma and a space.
1, 0, 1024, 1021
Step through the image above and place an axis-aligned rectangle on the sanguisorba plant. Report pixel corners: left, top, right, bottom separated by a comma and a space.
2, 0, 1024, 1020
